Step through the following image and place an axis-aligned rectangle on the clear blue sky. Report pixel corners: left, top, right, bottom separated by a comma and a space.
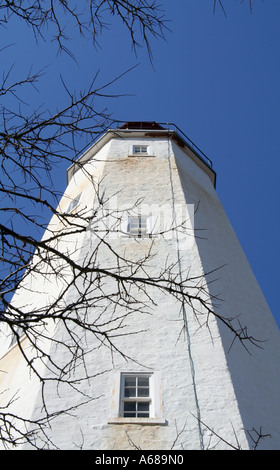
2, 1, 280, 326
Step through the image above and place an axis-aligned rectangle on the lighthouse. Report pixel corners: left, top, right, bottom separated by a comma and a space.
1, 122, 280, 450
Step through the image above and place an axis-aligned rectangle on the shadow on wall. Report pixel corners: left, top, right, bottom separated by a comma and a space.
174, 146, 280, 450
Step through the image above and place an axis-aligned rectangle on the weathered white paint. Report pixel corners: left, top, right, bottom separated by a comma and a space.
1, 126, 280, 450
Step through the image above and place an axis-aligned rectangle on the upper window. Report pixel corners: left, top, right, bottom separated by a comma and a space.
66, 193, 81, 213
133, 145, 149, 155
129, 144, 154, 157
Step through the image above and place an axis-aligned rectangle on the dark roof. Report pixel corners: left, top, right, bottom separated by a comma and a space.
118, 121, 165, 130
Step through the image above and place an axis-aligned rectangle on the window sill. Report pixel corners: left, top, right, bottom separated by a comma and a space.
120, 234, 155, 239
108, 417, 166, 425
128, 154, 155, 158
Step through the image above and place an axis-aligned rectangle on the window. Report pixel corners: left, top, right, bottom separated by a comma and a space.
127, 215, 149, 237
66, 193, 81, 213
128, 144, 154, 157
8, 326, 25, 349
9, 333, 19, 348
108, 371, 165, 424
121, 214, 158, 238
121, 374, 151, 418
133, 145, 148, 155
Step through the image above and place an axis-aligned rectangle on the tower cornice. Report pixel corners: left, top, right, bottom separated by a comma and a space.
67, 122, 217, 188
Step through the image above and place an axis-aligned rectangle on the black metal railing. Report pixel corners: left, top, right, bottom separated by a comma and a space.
74, 120, 214, 171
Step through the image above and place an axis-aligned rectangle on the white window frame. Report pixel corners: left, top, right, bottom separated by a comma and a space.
133, 145, 149, 155
121, 373, 152, 418
108, 371, 165, 425
121, 214, 157, 238
127, 214, 149, 237
128, 144, 154, 157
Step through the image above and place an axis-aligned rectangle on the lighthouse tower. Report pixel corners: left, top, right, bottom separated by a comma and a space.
1, 122, 280, 450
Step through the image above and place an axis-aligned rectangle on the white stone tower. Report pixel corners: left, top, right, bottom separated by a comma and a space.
1, 121, 280, 450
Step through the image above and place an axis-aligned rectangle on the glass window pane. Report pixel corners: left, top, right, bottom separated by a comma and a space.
137, 376, 149, 397
129, 217, 139, 227
124, 402, 136, 412
138, 387, 149, 397
128, 218, 139, 233
138, 376, 149, 387
124, 412, 137, 417
124, 387, 136, 398
124, 376, 136, 387
67, 193, 81, 213
139, 220, 147, 231
138, 402, 149, 412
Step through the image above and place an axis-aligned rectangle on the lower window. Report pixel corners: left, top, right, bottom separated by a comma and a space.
108, 370, 165, 425
121, 374, 151, 418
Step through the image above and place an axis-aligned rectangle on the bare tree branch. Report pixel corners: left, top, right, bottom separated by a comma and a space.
0, 0, 267, 449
